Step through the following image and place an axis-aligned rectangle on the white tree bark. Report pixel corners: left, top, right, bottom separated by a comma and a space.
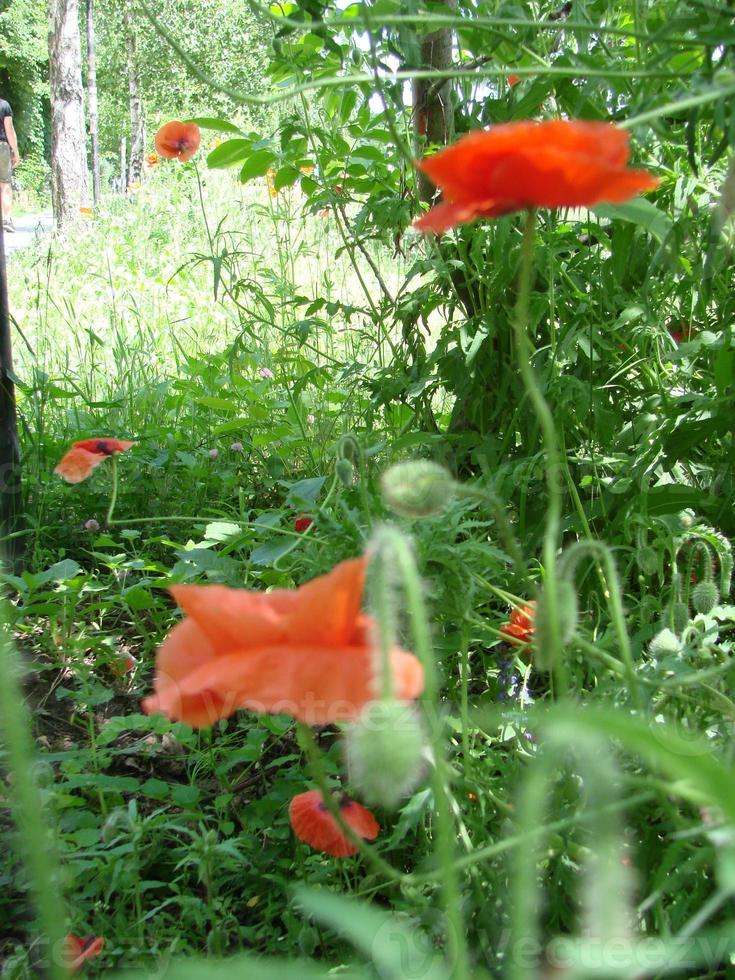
86, 0, 101, 204
124, 2, 145, 186
48, 0, 89, 226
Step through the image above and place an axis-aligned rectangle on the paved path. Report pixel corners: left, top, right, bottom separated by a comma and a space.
2, 212, 53, 257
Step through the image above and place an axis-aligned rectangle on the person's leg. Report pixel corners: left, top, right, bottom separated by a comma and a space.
0, 182, 11, 225
0, 143, 12, 226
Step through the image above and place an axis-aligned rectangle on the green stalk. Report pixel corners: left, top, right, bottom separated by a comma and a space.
512, 210, 566, 694
0, 619, 67, 980
105, 455, 119, 527
387, 531, 472, 980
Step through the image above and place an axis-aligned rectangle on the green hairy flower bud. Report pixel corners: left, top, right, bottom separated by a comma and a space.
692, 580, 719, 615
381, 460, 455, 518
345, 699, 426, 810
649, 628, 682, 657
336, 458, 355, 487
678, 509, 696, 530
671, 601, 690, 635
637, 546, 658, 576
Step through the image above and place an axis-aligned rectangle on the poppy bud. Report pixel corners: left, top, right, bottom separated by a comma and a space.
345, 699, 426, 810
381, 460, 455, 518
534, 579, 578, 668
336, 458, 355, 487
671, 601, 690, 635
679, 509, 696, 530
649, 628, 682, 657
692, 581, 719, 615
637, 546, 658, 576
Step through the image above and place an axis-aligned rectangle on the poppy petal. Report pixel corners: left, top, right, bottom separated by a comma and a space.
54, 447, 107, 484
72, 438, 135, 455
289, 790, 379, 857
155, 121, 201, 162
414, 120, 658, 231
155, 641, 423, 726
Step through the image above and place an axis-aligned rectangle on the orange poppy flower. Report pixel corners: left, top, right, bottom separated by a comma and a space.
146, 151, 160, 167
63, 935, 104, 973
54, 438, 135, 484
289, 789, 379, 856
154, 121, 201, 162
142, 556, 424, 728
414, 120, 659, 234
500, 602, 536, 646
507, 74, 521, 87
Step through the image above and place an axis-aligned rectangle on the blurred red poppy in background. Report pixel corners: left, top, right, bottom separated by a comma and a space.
63, 935, 104, 974
415, 120, 659, 233
507, 74, 521, 87
289, 789, 379, 856
294, 515, 313, 533
55, 438, 135, 484
154, 121, 201, 162
500, 602, 536, 646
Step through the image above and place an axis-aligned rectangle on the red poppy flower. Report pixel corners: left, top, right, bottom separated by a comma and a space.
500, 602, 536, 646
414, 120, 659, 234
289, 789, 379, 856
63, 935, 104, 973
668, 322, 697, 344
294, 515, 313, 533
508, 74, 521, 87
142, 556, 424, 728
54, 438, 135, 484
154, 121, 201, 162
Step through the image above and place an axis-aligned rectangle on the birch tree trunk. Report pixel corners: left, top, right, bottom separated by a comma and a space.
412, 0, 455, 203
123, 3, 145, 186
85, 0, 101, 204
48, 0, 89, 226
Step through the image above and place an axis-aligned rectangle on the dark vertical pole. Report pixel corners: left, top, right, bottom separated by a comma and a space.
0, 220, 23, 571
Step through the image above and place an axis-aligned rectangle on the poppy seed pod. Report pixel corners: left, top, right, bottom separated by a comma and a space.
692, 581, 719, 615
649, 628, 682, 657
345, 699, 426, 809
381, 460, 455, 518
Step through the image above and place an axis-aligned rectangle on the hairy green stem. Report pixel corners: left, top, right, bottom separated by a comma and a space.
512, 210, 566, 693
105, 455, 119, 527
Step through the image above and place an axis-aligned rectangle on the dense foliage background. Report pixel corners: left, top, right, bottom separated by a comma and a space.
1, 0, 735, 976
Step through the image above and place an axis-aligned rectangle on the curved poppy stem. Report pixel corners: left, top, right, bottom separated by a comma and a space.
295, 723, 404, 883
386, 529, 472, 980
105, 456, 119, 528
512, 209, 566, 695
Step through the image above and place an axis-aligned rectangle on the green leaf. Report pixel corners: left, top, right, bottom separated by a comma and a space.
593, 200, 674, 245
250, 538, 295, 566
207, 139, 253, 169
196, 396, 240, 411
117, 954, 366, 979
187, 117, 242, 133
239, 148, 278, 182
293, 886, 452, 980
36, 560, 82, 585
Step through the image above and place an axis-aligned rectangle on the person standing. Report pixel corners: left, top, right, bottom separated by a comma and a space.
0, 98, 20, 232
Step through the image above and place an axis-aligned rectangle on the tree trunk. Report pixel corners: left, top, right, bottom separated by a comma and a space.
85, 0, 101, 204
412, 0, 455, 203
120, 136, 127, 193
48, 0, 89, 226
0, 222, 23, 571
123, 3, 144, 186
